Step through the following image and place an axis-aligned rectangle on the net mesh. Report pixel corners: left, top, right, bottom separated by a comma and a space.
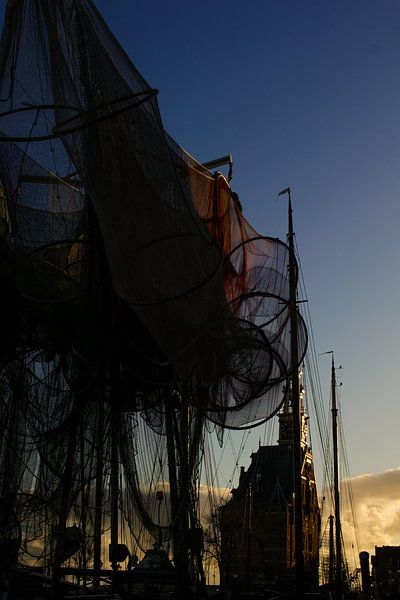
0, 0, 307, 578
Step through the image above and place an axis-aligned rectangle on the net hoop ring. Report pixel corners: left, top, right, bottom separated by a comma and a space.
206, 348, 289, 429
223, 234, 298, 284
0, 89, 158, 142
53, 89, 159, 136
126, 232, 222, 306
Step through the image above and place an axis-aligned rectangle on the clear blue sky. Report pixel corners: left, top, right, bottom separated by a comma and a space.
1, 0, 400, 479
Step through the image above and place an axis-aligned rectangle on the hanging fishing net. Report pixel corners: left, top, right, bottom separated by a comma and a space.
0, 0, 308, 581
0, 0, 306, 423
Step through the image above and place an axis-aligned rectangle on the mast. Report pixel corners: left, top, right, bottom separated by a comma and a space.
90, 198, 105, 588
285, 187, 304, 598
51, 409, 79, 599
80, 422, 87, 589
110, 388, 120, 581
93, 396, 104, 587
329, 513, 334, 594
331, 356, 342, 599
108, 319, 121, 591
176, 393, 191, 599
166, 388, 205, 599
165, 393, 188, 599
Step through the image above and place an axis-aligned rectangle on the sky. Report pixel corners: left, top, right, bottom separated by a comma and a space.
1, 0, 400, 563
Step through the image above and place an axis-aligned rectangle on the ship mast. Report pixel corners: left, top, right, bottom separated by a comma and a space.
282, 187, 304, 599
93, 395, 104, 587
331, 355, 342, 599
109, 354, 121, 585
329, 513, 335, 595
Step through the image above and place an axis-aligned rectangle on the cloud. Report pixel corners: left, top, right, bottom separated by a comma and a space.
337, 467, 400, 568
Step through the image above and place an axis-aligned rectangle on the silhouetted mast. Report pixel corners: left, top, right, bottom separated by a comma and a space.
109, 365, 120, 585
93, 397, 104, 587
281, 187, 304, 599
331, 356, 342, 599
329, 513, 334, 595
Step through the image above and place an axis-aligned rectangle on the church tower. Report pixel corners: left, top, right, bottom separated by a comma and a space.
278, 373, 309, 447
220, 372, 320, 596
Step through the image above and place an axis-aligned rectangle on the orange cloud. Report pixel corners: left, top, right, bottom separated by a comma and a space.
341, 468, 400, 565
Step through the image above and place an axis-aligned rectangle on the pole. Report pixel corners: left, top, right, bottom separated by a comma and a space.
331, 357, 342, 599
51, 408, 79, 599
286, 188, 304, 599
156, 490, 164, 549
93, 396, 104, 588
329, 514, 334, 594
109, 356, 120, 589
178, 394, 191, 599
165, 394, 185, 598
80, 422, 87, 589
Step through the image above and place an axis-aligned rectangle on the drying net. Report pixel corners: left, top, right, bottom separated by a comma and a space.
0, 0, 307, 582
0, 355, 205, 575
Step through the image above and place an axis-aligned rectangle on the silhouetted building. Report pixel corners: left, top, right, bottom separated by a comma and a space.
372, 546, 400, 599
359, 550, 371, 597
220, 391, 320, 594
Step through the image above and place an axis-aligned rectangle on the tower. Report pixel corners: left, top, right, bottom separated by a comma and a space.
220, 376, 320, 596
278, 376, 308, 447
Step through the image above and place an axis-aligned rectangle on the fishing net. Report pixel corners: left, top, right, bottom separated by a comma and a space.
0, 0, 308, 581
0, 0, 305, 419
0, 352, 205, 571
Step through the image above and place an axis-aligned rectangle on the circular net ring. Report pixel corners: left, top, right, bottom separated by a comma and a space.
0, 90, 158, 142
53, 89, 159, 136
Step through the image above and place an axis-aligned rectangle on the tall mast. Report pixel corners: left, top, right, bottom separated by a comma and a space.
166, 389, 192, 599
108, 326, 121, 593
51, 408, 79, 599
93, 395, 104, 587
179, 395, 191, 598
331, 356, 342, 599
80, 421, 88, 589
329, 513, 335, 595
110, 404, 119, 586
89, 198, 105, 587
285, 188, 304, 599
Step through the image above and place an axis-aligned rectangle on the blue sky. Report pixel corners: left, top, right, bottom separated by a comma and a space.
1, 1, 399, 480
92, 0, 400, 479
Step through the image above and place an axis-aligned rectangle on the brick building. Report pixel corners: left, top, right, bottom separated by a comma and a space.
220, 394, 320, 595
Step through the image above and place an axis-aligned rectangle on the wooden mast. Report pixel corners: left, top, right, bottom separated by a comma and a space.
93, 396, 104, 587
51, 408, 79, 598
282, 187, 304, 598
109, 366, 120, 580
166, 391, 191, 600
329, 513, 335, 595
331, 355, 342, 599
